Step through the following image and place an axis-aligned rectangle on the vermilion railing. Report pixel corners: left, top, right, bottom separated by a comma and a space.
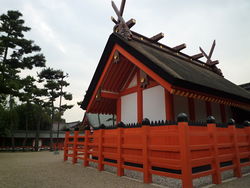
64, 115, 250, 188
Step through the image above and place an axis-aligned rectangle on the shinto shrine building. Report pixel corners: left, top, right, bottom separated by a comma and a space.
81, 2, 250, 127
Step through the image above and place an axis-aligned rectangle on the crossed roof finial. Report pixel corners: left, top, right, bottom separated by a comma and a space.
199, 40, 219, 67
110, 1, 222, 76
199, 40, 222, 75
111, 0, 135, 40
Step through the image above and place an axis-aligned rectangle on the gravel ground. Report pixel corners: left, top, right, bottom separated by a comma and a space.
0, 151, 250, 188
0, 152, 154, 188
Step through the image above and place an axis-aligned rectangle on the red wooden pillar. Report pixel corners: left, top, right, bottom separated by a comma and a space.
246, 123, 250, 163
117, 127, 124, 176
206, 102, 212, 117
188, 98, 195, 121
98, 129, 104, 171
220, 104, 226, 123
64, 131, 70, 161
137, 88, 143, 123
207, 122, 221, 184
83, 130, 89, 167
165, 89, 174, 121
72, 131, 79, 164
137, 72, 143, 123
178, 116, 193, 188
116, 98, 121, 123
229, 124, 242, 178
142, 125, 152, 183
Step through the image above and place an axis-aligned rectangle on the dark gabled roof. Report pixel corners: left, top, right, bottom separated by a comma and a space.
82, 33, 250, 109
240, 82, 250, 91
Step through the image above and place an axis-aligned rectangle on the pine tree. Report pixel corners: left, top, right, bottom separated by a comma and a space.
0, 10, 46, 100
19, 76, 48, 151
38, 68, 73, 150
0, 10, 46, 150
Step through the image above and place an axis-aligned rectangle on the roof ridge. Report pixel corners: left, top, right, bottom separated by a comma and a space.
128, 31, 223, 77
110, 0, 223, 76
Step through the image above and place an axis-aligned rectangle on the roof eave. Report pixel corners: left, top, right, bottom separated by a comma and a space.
81, 33, 250, 110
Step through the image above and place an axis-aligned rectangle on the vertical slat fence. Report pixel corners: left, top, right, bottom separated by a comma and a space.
63, 115, 250, 188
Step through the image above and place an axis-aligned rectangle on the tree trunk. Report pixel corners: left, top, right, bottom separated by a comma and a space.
1, 46, 8, 84
23, 102, 30, 151
50, 100, 55, 151
56, 81, 63, 151
11, 128, 15, 152
2, 137, 6, 147
34, 113, 41, 151
9, 96, 15, 152
22, 111, 28, 151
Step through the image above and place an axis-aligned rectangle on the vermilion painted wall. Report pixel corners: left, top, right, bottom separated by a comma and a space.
120, 83, 232, 123
174, 95, 189, 119
194, 99, 206, 121
211, 103, 222, 122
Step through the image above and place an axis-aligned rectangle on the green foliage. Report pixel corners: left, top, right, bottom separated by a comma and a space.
0, 10, 74, 144
16, 103, 51, 130
0, 105, 19, 137
0, 10, 46, 101
38, 67, 73, 118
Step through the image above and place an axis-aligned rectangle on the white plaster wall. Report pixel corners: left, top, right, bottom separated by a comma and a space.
194, 99, 206, 121
127, 74, 137, 88
173, 95, 189, 120
143, 85, 165, 121
121, 93, 137, 124
211, 102, 222, 122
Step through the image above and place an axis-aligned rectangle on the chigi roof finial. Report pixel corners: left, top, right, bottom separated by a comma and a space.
199, 40, 222, 76
111, 0, 135, 40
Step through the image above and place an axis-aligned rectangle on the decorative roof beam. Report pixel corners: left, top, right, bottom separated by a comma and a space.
191, 53, 203, 60
112, 0, 132, 40
173, 43, 186, 52
150, 32, 164, 42
119, 0, 126, 16
126, 18, 136, 29
101, 91, 119, 99
208, 60, 219, 66
111, 16, 118, 24
199, 40, 218, 66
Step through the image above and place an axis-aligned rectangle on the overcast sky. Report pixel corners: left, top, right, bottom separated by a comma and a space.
1, 0, 250, 122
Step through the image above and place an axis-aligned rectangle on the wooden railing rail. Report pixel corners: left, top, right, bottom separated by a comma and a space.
64, 114, 250, 188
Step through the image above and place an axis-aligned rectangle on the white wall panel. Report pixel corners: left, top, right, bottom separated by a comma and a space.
143, 86, 165, 121
121, 93, 137, 124
173, 95, 188, 120
211, 103, 221, 122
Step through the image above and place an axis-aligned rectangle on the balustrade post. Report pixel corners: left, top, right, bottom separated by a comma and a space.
98, 127, 104, 171
178, 113, 193, 188
142, 123, 152, 183
64, 131, 70, 161
72, 131, 79, 164
117, 122, 124, 176
84, 129, 90, 167
207, 116, 221, 184
244, 121, 250, 164
229, 121, 242, 178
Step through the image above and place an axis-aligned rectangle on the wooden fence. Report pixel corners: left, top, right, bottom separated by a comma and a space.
64, 114, 250, 188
